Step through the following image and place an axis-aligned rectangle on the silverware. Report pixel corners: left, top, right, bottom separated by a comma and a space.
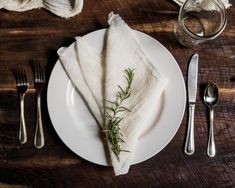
14, 68, 29, 144
34, 61, 46, 148
184, 53, 198, 155
203, 83, 219, 157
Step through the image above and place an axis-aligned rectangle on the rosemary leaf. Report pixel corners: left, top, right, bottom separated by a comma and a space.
104, 68, 135, 161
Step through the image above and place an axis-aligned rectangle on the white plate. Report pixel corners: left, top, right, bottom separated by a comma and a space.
47, 29, 186, 166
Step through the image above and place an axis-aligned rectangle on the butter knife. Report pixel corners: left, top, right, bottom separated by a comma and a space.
184, 53, 198, 155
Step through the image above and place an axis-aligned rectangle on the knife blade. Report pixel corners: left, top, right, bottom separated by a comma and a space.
184, 53, 198, 155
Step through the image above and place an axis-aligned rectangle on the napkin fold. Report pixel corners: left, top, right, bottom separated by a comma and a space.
58, 12, 168, 175
0, 0, 83, 18
172, 0, 232, 9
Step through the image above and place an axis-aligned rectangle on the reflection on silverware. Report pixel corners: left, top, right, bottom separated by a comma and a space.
204, 82, 219, 158
14, 68, 29, 144
185, 53, 198, 155
34, 60, 46, 149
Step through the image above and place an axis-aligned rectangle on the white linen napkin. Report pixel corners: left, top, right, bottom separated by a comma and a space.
172, 0, 232, 9
58, 12, 168, 175
0, 0, 83, 18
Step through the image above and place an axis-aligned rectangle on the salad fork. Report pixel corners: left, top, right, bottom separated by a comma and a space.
34, 61, 46, 148
14, 68, 29, 144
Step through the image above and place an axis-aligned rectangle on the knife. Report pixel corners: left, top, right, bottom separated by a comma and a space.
184, 53, 198, 155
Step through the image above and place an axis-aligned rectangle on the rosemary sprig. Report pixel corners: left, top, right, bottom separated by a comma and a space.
104, 68, 135, 161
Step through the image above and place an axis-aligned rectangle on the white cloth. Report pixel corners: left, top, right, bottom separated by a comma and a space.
58, 12, 168, 176
0, 0, 83, 18
173, 0, 232, 9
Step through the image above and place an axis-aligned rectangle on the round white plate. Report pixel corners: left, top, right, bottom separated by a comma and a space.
47, 29, 186, 166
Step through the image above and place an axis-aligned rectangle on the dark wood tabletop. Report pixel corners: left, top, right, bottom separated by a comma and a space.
0, 0, 235, 187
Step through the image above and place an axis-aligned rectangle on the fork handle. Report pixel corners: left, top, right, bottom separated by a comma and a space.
19, 94, 27, 144
34, 90, 45, 148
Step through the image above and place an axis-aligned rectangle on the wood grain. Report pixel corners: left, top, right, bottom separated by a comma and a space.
0, 0, 235, 187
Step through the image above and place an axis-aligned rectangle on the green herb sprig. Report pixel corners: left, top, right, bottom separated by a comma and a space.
103, 68, 135, 161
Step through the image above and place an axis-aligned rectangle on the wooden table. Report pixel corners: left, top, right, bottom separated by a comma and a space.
0, 0, 234, 187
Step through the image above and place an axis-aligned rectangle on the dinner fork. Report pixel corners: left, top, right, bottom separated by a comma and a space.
34, 61, 45, 148
14, 68, 29, 144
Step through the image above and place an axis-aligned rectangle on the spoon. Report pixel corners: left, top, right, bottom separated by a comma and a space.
203, 83, 219, 157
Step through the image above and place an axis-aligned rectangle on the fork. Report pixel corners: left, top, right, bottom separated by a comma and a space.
34, 61, 46, 148
15, 68, 29, 144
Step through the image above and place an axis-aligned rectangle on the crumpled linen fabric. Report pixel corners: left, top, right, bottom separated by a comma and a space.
58, 12, 168, 175
0, 0, 83, 18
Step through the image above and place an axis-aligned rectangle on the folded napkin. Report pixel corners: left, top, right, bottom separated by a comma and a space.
58, 12, 168, 175
0, 0, 83, 18
173, 0, 232, 9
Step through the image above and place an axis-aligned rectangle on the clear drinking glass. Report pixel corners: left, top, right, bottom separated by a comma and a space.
174, 0, 227, 48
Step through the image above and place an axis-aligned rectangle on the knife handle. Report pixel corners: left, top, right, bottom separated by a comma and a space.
184, 103, 195, 155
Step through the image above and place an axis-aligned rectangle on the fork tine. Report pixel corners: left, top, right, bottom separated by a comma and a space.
15, 67, 28, 86
21, 68, 25, 84
39, 63, 42, 80
42, 66, 46, 81
35, 60, 40, 81
34, 60, 37, 79
19, 68, 23, 84
24, 69, 28, 83
34, 60, 46, 82
20, 68, 25, 84
14, 68, 19, 84
40, 65, 44, 81
22, 69, 26, 84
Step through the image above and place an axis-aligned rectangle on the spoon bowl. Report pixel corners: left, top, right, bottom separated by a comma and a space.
203, 82, 219, 157
204, 83, 219, 108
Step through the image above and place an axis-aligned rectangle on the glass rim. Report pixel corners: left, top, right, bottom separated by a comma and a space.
178, 0, 227, 41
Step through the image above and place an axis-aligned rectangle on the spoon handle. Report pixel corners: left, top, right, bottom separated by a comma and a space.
184, 103, 195, 155
207, 108, 216, 157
